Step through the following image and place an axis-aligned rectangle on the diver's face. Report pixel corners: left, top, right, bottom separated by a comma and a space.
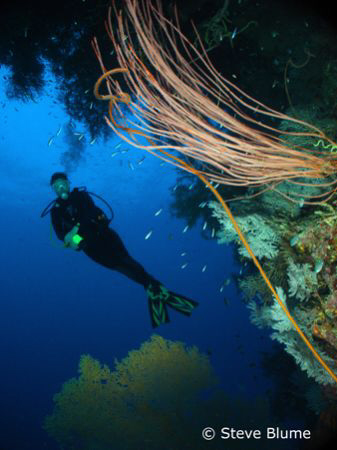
52, 178, 70, 200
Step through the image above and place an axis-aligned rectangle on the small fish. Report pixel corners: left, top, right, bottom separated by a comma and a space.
220, 286, 224, 292
48, 137, 53, 147
211, 228, 215, 238
203, 221, 207, 231
160, 161, 165, 166
173, 184, 178, 191
198, 202, 207, 208
90, 138, 96, 145
182, 225, 189, 233
188, 183, 193, 190
73, 132, 82, 136
181, 262, 188, 269
84, 89, 90, 94
290, 235, 300, 247
202, 265, 207, 272
89, 102, 93, 110
128, 161, 134, 170
111, 152, 118, 157
239, 267, 243, 275
224, 278, 231, 286
138, 156, 145, 165
56, 126, 62, 136
213, 183, 219, 189
145, 230, 153, 240
78, 134, 84, 141
314, 259, 324, 274
181, 252, 187, 257
121, 149, 129, 154
114, 142, 122, 150
299, 198, 305, 208
154, 208, 162, 216
231, 28, 238, 40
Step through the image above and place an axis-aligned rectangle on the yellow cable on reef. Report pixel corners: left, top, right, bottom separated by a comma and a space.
93, 68, 337, 384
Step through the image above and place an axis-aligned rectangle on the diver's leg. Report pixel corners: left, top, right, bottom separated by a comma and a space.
114, 255, 157, 287
85, 229, 170, 326
84, 228, 156, 287
84, 229, 198, 327
112, 242, 199, 326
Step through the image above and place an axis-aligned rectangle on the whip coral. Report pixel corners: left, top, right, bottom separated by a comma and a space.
92, 0, 337, 384
92, 0, 337, 203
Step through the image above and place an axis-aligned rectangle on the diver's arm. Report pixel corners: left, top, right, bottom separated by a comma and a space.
51, 210, 83, 250
64, 223, 83, 250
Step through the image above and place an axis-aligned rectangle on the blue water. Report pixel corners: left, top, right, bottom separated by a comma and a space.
0, 64, 290, 449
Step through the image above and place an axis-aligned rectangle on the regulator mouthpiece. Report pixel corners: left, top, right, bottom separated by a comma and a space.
60, 190, 69, 200
53, 179, 70, 200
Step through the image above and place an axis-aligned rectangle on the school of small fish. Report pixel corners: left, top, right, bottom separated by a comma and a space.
144, 230, 153, 240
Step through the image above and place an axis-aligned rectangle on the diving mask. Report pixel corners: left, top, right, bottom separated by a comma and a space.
53, 179, 70, 200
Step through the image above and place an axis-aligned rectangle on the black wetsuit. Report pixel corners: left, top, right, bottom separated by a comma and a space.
50, 188, 156, 288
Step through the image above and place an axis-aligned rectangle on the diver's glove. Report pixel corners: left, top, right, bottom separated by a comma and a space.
146, 281, 199, 328
64, 224, 84, 250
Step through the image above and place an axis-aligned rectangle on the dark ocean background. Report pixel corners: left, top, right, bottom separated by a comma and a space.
1, 0, 336, 449
0, 67, 277, 447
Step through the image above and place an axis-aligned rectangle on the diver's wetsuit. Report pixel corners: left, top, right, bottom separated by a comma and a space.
50, 188, 156, 288
50, 187, 198, 327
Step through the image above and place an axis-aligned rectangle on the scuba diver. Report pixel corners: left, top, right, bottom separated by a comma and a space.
42, 172, 198, 327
